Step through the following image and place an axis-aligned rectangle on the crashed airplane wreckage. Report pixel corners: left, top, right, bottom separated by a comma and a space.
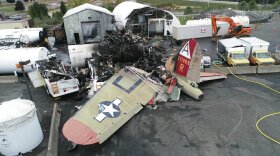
28, 57, 80, 98
62, 39, 227, 146
68, 30, 147, 69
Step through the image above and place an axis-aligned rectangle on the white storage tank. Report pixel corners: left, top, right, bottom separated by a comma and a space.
0, 99, 43, 156
0, 47, 49, 74
231, 16, 250, 27
0, 28, 46, 44
185, 16, 249, 27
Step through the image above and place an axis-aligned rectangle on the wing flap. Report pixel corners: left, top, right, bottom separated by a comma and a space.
200, 72, 227, 82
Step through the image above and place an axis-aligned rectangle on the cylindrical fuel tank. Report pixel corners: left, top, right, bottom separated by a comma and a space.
0, 28, 47, 44
0, 99, 43, 156
231, 16, 250, 27
186, 16, 250, 26
0, 47, 49, 74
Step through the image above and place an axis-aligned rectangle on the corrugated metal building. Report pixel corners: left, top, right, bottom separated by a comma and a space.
63, 3, 115, 45
113, 1, 180, 37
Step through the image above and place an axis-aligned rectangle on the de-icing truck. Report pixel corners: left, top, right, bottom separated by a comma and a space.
217, 38, 250, 66
239, 37, 275, 65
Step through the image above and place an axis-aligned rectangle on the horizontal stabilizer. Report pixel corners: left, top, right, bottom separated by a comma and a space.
200, 72, 227, 83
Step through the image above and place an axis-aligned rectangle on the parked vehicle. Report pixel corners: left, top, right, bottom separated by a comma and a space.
28, 57, 79, 98
217, 38, 250, 66
201, 56, 211, 68
211, 15, 251, 42
239, 37, 275, 65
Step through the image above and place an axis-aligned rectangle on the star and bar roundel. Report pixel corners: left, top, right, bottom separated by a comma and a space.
95, 99, 122, 122
94, 75, 142, 122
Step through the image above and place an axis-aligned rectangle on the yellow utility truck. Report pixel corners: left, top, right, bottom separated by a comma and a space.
217, 38, 250, 66
239, 37, 275, 65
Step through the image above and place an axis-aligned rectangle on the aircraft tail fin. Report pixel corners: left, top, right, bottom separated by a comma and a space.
175, 38, 202, 83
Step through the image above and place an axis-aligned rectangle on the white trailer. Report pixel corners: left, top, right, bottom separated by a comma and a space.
173, 20, 229, 40
173, 16, 250, 40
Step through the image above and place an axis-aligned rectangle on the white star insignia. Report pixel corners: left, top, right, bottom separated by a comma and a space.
102, 103, 119, 117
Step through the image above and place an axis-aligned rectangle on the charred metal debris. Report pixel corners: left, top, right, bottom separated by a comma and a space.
36, 57, 77, 82
92, 30, 168, 77
40, 30, 179, 97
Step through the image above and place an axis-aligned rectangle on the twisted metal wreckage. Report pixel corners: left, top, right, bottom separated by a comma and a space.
60, 35, 227, 148
31, 30, 167, 98
30, 30, 227, 100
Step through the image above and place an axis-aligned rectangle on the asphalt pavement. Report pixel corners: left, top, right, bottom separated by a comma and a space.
54, 73, 280, 156
1, 73, 279, 156
1, 16, 280, 156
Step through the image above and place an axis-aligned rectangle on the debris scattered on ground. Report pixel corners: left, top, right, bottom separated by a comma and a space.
98, 30, 146, 62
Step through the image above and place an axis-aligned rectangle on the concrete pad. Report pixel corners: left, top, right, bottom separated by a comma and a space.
257, 65, 280, 74
205, 67, 230, 75
230, 66, 257, 75
0, 75, 18, 83
205, 66, 257, 75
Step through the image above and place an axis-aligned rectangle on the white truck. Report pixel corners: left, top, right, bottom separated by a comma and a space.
217, 38, 250, 66
239, 37, 275, 65
28, 57, 79, 98
41, 70, 79, 98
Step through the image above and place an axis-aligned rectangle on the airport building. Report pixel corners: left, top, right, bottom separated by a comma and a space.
63, 3, 115, 45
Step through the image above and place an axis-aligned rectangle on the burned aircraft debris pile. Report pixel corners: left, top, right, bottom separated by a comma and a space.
97, 30, 145, 62
133, 46, 164, 72
84, 30, 166, 83
98, 31, 168, 73
34, 57, 80, 97
36, 57, 76, 82
69, 30, 168, 98
86, 54, 115, 82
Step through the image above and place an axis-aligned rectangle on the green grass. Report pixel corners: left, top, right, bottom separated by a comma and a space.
0, 4, 28, 16
34, 16, 62, 28
0, 5, 15, 12
178, 16, 193, 25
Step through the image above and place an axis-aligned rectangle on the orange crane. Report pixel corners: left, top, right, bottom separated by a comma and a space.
211, 15, 252, 42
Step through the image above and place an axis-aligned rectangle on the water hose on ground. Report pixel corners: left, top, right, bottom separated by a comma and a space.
227, 67, 280, 145
212, 62, 280, 144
